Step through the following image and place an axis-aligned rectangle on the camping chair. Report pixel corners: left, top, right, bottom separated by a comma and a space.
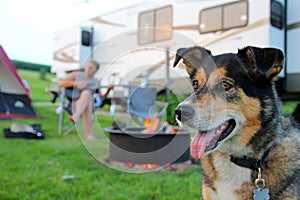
55, 86, 114, 135
56, 87, 100, 135
126, 86, 171, 127
56, 87, 76, 135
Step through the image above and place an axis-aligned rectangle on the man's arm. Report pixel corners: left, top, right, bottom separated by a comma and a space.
58, 71, 77, 88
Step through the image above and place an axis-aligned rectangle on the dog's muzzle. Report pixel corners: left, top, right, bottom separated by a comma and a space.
175, 104, 195, 122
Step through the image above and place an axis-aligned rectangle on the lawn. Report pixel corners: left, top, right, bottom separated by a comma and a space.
0, 70, 202, 199
1, 69, 299, 200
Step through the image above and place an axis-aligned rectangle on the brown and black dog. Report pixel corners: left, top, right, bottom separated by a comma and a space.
173, 46, 300, 200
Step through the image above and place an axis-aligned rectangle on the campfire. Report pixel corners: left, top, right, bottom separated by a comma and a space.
109, 160, 192, 172
105, 117, 191, 172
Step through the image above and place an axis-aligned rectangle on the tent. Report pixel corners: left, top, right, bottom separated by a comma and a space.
0, 45, 38, 119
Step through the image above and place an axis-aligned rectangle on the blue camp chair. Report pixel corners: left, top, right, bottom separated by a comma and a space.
127, 86, 171, 126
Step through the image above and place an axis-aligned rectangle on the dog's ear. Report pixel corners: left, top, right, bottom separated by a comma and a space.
173, 46, 212, 77
238, 46, 284, 81
173, 48, 187, 68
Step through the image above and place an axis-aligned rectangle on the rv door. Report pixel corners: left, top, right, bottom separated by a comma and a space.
80, 26, 94, 67
285, 0, 300, 93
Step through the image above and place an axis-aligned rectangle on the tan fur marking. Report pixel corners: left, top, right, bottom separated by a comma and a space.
201, 154, 218, 199
234, 182, 255, 200
267, 65, 282, 80
193, 68, 206, 88
246, 49, 256, 66
183, 60, 196, 76
202, 185, 214, 200
202, 154, 218, 182
216, 67, 227, 77
235, 89, 261, 147
207, 68, 226, 87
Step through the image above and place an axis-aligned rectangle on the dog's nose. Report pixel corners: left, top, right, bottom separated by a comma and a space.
175, 104, 195, 121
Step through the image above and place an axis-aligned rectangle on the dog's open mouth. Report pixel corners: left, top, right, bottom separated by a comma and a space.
190, 119, 236, 159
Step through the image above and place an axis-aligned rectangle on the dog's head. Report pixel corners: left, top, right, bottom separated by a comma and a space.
173, 46, 284, 159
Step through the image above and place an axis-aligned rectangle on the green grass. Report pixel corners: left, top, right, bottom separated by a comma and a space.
18, 69, 56, 102
282, 101, 300, 115
0, 70, 202, 199
0, 106, 201, 199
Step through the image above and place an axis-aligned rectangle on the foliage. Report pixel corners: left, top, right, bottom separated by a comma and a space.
13, 60, 51, 72
157, 93, 187, 125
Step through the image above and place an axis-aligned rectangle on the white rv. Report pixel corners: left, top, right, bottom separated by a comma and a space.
52, 0, 300, 97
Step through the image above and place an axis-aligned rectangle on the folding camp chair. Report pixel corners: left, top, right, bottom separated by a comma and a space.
127, 86, 171, 127
47, 78, 105, 135
55, 86, 113, 135
56, 87, 76, 135
46, 82, 72, 135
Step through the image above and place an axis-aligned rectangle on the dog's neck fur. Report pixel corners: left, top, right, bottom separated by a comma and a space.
235, 85, 283, 161
251, 86, 283, 154
218, 84, 283, 163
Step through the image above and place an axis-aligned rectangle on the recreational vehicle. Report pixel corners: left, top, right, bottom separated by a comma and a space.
52, 0, 300, 98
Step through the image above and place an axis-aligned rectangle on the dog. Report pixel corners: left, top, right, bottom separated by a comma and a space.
173, 46, 300, 200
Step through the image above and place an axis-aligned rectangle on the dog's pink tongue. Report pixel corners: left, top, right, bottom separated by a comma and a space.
190, 130, 216, 159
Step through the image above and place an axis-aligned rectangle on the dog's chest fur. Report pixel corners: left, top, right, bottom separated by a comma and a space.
203, 152, 252, 200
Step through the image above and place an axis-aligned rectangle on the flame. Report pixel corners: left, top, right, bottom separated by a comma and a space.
119, 162, 160, 169
144, 118, 151, 127
140, 163, 160, 169
110, 160, 191, 171
124, 162, 134, 167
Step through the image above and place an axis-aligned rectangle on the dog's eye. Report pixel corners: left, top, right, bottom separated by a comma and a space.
223, 81, 233, 91
192, 80, 198, 90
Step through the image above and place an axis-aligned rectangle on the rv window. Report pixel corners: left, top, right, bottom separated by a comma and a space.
138, 5, 172, 45
271, 1, 283, 29
199, 0, 248, 34
155, 6, 172, 42
199, 7, 222, 33
138, 11, 155, 44
223, 1, 248, 30
82, 31, 91, 46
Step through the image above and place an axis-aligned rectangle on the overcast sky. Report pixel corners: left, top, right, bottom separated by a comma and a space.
0, 0, 147, 65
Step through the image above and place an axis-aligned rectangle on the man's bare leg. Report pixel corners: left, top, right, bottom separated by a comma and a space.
82, 101, 96, 140
71, 90, 92, 122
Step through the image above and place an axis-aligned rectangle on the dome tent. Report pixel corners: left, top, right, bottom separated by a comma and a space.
0, 45, 37, 119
